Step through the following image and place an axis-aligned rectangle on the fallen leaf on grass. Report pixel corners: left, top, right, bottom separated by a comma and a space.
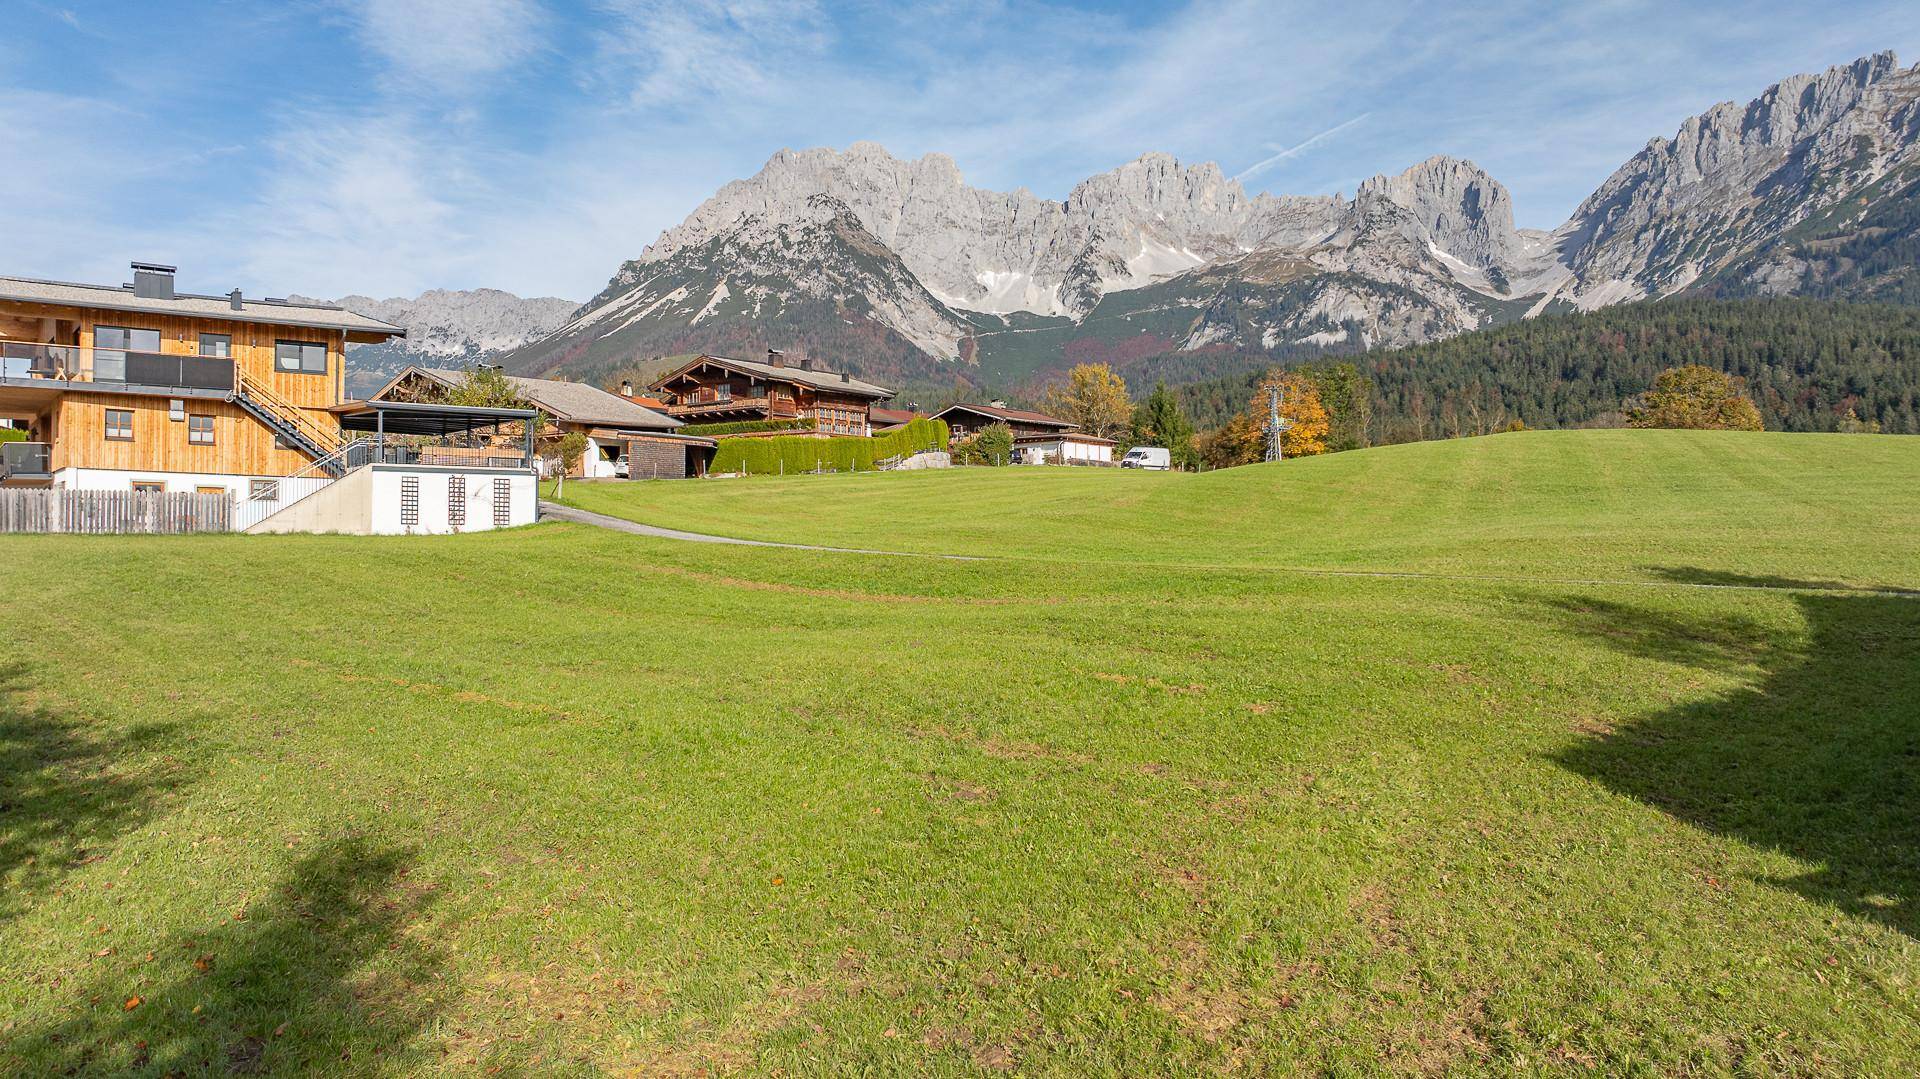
123, 996, 141, 1010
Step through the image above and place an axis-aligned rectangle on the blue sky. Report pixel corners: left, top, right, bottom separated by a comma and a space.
4, 1, 1916, 302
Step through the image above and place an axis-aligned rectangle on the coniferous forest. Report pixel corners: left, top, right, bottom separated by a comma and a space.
1173, 298, 1920, 442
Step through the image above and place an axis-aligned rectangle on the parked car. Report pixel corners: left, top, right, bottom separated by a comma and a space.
1120, 446, 1171, 470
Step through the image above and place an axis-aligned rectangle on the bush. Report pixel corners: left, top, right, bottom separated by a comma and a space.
952, 422, 1014, 466
679, 418, 817, 437
0, 427, 26, 444
712, 419, 949, 475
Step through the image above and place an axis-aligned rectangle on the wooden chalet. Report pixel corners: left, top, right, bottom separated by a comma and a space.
0, 262, 402, 493
649, 351, 894, 436
0, 262, 541, 533
931, 401, 1115, 465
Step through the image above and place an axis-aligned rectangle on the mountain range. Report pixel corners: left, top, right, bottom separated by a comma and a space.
356, 51, 1920, 398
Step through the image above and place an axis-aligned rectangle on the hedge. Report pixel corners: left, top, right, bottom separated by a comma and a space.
679, 417, 817, 437
0, 428, 25, 443
713, 418, 949, 475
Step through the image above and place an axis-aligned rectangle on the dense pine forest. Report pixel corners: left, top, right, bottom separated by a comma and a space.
1173, 298, 1920, 441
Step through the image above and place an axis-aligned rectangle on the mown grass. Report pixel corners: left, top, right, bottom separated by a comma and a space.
3, 430, 1918, 1074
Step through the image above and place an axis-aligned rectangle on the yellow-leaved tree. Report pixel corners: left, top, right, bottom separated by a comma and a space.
1625, 365, 1764, 431
1251, 371, 1330, 458
1043, 363, 1132, 441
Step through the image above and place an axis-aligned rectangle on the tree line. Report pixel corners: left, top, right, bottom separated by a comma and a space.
1174, 297, 1920, 440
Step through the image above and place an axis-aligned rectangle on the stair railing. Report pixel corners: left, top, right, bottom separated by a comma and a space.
233, 369, 342, 455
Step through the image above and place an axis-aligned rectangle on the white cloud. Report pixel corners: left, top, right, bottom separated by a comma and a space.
591, 0, 829, 108
346, 0, 547, 93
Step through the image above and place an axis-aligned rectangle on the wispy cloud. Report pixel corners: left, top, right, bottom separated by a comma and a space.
345, 0, 547, 94
1233, 114, 1372, 183
1, 0, 1914, 299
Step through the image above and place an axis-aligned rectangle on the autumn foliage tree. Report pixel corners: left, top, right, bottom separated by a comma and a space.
1625, 365, 1764, 431
1043, 363, 1132, 441
1254, 371, 1330, 458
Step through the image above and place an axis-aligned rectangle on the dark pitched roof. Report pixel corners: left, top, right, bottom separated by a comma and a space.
653, 353, 893, 400
931, 402, 1076, 430
374, 366, 680, 429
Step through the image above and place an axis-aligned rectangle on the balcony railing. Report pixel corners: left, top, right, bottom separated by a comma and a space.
664, 395, 801, 418
0, 341, 234, 392
0, 441, 51, 479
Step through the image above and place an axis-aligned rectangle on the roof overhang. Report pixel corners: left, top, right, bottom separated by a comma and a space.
331, 399, 538, 436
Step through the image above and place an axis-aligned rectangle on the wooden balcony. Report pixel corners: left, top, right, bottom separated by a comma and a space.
664, 395, 801, 419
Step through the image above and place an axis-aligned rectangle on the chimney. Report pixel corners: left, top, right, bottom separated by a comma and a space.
799, 356, 815, 372
131, 262, 176, 300
840, 371, 850, 383
228, 288, 244, 311
620, 379, 633, 397
767, 349, 786, 368
990, 399, 1008, 409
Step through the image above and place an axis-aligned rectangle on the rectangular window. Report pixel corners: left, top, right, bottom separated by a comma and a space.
94, 326, 158, 382
187, 414, 215, 445
104, 408, 133, 441
249, 479, 279, 502
95, 326, 161, 352
197, 333, 232, 358
131, 481, 163, 493
274, 340, 327, 374
195, 485, 227, 496
447, 475, 466, 528
400, 475, 420, 527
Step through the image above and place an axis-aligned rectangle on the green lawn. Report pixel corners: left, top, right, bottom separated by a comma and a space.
4, 430, 1919, 1074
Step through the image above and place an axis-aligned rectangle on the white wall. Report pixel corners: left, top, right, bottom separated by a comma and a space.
56, 466, 272, 495
582, 435, 622, 478
368, 467, 536, 535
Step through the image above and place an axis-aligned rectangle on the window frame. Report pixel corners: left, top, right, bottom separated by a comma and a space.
249, 479, 280, 502
104, 408, 134, 441
94, 325, 161, 353
273, 339, 328, 375
130, 480, 164, 493
197, 333, 232, 358
187, 414, 215, 445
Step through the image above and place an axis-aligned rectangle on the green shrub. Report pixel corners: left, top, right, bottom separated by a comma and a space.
0, 427, 25, 444
952, 421, 1014, 466
679, 417, 817, 437
713, 419, 949, 475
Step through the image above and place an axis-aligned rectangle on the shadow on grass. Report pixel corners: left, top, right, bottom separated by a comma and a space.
1554, 570, 1920, 937
7, 835, 446, 1075
0, 663, 180, 924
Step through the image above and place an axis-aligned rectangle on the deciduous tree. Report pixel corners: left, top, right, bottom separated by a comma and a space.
1044, 363, 1131, 440
1252, 371, 1331, 457
1625, 365, 1764, 431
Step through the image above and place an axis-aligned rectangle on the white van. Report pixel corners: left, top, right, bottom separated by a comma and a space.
1120, 446, 1171, 470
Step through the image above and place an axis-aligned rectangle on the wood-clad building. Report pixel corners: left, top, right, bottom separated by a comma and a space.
371, 365, 716, 479
649, 351, 894, 435
0, 262, 404, 495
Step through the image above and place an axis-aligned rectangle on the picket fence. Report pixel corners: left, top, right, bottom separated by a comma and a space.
0, 488, 233, 534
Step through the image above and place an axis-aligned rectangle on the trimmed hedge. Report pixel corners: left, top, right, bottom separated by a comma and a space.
679, 417, 817, 436
0, 428, 25, 443
713, 418, 949, 475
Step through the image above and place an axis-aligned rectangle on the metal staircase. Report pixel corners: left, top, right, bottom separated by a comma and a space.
231, 370, 344, 471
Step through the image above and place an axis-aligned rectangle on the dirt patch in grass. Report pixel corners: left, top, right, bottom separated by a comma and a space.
908, 724, 1092, 764
290, 658, 571, 719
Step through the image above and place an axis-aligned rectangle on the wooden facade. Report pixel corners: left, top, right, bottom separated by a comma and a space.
0, 267, 404, 489
649, 354, 893, 435
43, 393, 314, 476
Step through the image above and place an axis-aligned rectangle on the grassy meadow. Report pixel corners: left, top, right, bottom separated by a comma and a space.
3, 430, 1918, 1074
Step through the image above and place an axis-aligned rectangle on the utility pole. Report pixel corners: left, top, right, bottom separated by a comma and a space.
1264, 384, 1291, 463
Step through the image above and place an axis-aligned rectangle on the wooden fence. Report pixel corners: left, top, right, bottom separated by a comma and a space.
0, 489, 233, 534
